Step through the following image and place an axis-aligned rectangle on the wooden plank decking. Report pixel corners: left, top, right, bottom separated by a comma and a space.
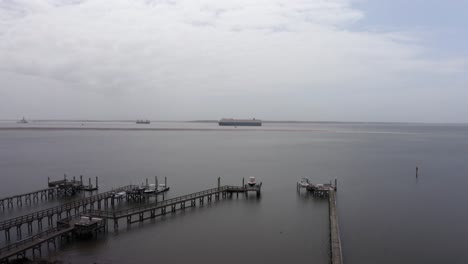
329, 190, 343, 264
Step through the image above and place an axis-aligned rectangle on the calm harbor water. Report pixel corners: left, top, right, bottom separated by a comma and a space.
1, 122, 468, 264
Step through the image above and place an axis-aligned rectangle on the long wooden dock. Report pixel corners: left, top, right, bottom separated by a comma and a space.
329, 189, 343, 264
92, 185, 260, 230
0, 213, 106, 263
0, 226, 74, 262
298, 179, 343, 264
0, 176, 102, 210
0, 187, 59, 209
0, 185, 136, 241
0, 184, 260, 263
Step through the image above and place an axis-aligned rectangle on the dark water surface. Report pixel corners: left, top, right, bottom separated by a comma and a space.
1, 122, 468, 264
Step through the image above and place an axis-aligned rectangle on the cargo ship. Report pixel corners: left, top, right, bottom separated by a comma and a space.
218, 118, 262, 126
136, 120, 150, 124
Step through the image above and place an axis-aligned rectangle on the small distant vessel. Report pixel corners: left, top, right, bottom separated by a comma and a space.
18, 117, 28, 124
247, 177, 257, 186
136, 120, 150, 124
299, 178, 310, 187
219, 118, 262, 126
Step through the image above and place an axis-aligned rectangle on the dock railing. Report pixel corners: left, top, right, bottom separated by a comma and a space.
0, 185, 137, 231
0, 226, 69, 255
93, 186, 232, 218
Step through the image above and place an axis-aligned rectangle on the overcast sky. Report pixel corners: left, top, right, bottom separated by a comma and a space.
0, 0, 467, 122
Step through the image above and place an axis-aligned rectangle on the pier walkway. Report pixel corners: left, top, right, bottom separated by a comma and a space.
0, 226, 74, 262
329, 190, 343, 264
0, 185, 137, 241
0, 213, 106, 263
91, 185, 260, 230
0, 184, 260, 262
0, 188, 59, 209
297, 179, 343, 264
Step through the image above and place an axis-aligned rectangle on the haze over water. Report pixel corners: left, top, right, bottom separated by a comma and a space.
1, 121, 468, 264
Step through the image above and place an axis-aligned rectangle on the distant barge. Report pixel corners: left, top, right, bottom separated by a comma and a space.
218, 118, 262, 126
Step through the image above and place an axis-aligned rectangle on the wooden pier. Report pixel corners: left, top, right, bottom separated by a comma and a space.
0, 176, 102, 211
0, 187, 59, 209
92, 185, 261, 231
297, 179, 343, 264
48, 175, 100, 192
0, 213, 106, 263
0, 183, 260, 262
329, 189, 343, 264
0, 185, 137, 242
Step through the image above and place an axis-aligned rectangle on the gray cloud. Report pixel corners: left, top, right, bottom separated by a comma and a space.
0, 0, 466, 122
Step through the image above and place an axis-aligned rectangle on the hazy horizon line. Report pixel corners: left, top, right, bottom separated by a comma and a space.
0, 119, 467, 125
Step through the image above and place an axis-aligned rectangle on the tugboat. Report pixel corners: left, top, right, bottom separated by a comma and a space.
18, 117, 28, 124
247, 177, 257, 186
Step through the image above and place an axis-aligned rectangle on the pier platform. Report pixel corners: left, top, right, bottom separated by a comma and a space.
0, 214, 105, 263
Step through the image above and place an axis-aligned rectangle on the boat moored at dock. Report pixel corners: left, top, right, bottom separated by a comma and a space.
247, 177, 257, 186
156, 184, 169, 194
